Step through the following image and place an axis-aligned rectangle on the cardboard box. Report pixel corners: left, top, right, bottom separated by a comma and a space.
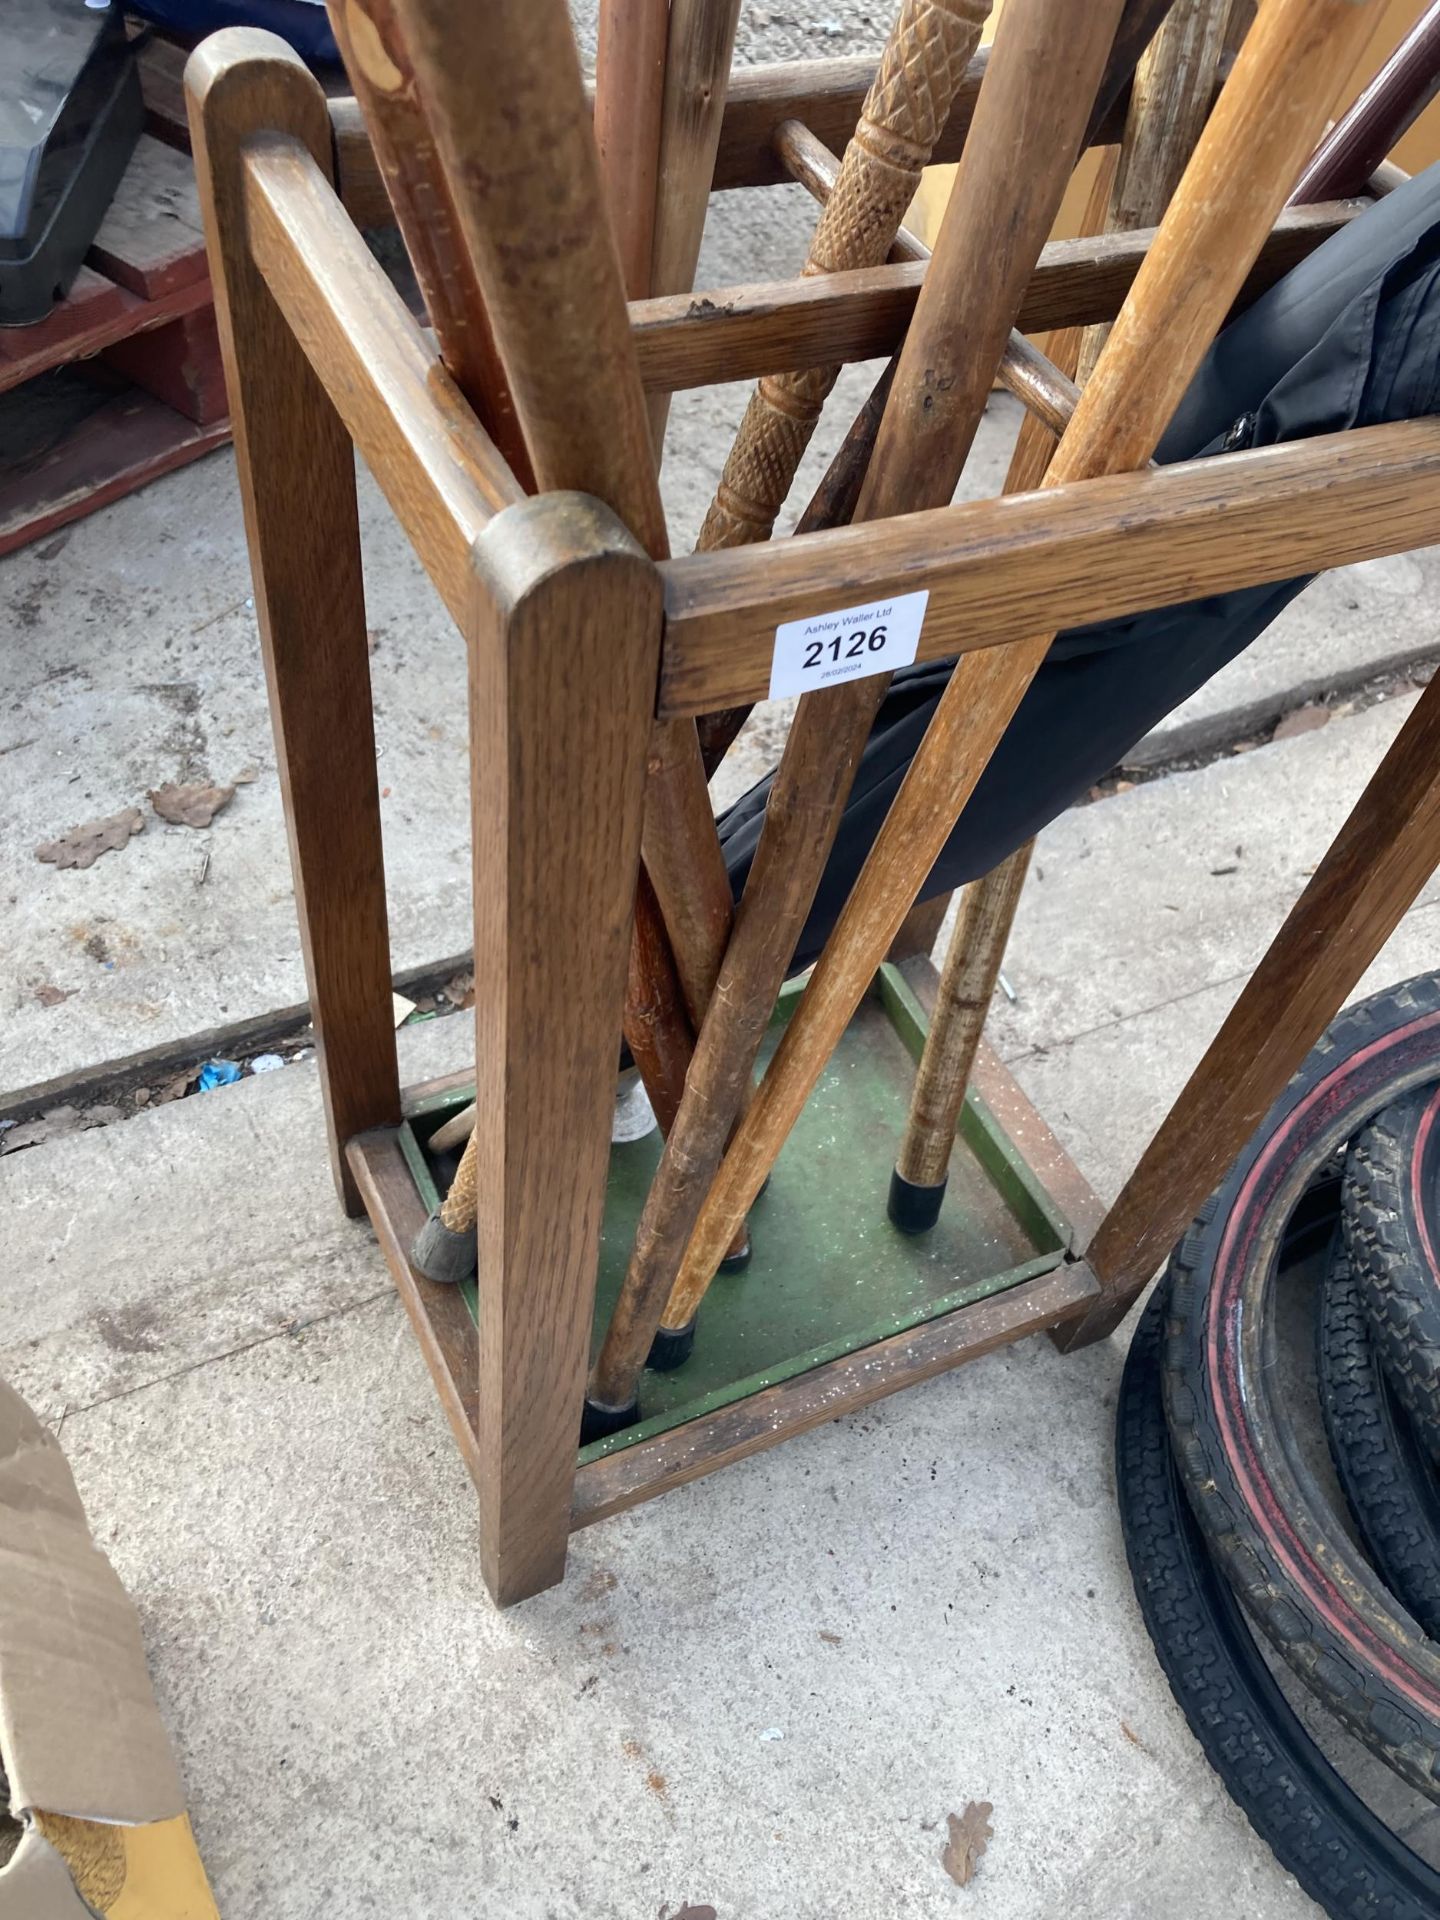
0, 1381, 218, 1918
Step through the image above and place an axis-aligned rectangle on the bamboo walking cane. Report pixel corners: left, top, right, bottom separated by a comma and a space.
889, 0, 1232, 1235
583, 0, 1130, 1433
670, 0, 1386, 1328
377, 0, 735, 1279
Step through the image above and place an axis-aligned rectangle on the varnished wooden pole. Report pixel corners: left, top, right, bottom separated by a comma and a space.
331, 0, 702, 1212
187, 32, 400, 1215
595, 0, 671, 300
889, 6, 1230, 1231
1293, 0, 1440, 201
585, 0, 1128, 1425
694, 120, 1082, 777
673, 0, 1387, 1320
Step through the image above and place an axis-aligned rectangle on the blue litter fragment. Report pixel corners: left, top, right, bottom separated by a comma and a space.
249, 1053, 285, 1075
198, 1059, 242, 1091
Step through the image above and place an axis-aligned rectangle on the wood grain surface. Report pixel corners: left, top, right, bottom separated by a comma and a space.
187, 33, 400, 1213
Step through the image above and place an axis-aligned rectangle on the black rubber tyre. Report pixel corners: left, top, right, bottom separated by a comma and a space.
1163, 973, 1440, 1800
1121, 1282, 1440, 1919
1344, 1081, 1440, 1459
1320, 1238, 1440, 1641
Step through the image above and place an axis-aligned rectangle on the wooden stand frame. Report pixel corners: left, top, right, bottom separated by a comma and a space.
189, 32, 1440, 1605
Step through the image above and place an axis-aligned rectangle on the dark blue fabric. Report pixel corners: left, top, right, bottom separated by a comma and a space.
128, 2, 339, 65
717, 162, 1440, 972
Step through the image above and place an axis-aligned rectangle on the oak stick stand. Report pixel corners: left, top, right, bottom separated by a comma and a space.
190, 31, 1440, 1605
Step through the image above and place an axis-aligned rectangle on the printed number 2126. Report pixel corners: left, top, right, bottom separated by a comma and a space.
767, 589, 928, 701
802, 626, 888, 669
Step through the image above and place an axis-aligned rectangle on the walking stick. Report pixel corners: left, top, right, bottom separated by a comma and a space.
583, 0, 1129, 1435
1292, 0, 1440, 201
889, 0, 1440, 1234
594, 0, 671, 301
890, 0, 1232, 1236
376, 0, 734, 1280
694, 0, 992, 560
670, 0, 1386, 1326
694, 0, 1181, 774
694, 120, 1083, 777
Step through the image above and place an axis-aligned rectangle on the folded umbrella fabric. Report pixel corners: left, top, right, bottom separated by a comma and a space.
718, 162, 1440, 973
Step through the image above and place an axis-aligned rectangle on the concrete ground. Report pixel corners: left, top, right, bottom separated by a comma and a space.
7, 12, 1440, 1911
10, 685, 1440, 1918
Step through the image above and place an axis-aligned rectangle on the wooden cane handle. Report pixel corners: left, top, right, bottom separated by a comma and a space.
696, 0, 990, 552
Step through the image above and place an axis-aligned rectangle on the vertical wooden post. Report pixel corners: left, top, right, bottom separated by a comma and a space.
467, 495, 663, 1606
187, 32, 399, 1215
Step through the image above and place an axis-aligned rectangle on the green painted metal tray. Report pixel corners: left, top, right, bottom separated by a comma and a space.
399, 964, 1075, 1464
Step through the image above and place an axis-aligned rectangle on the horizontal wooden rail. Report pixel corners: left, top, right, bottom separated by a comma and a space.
243, 134, 523, 631
656, 418, 1440, 720
329, 44, 1134, 228
631, 199, 1362, 396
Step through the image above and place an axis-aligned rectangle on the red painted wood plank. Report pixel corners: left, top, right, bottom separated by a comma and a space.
0, 275, 214, 397
103, 306, 227, 424
0, 389, 230, 557
0, 270, 131, 381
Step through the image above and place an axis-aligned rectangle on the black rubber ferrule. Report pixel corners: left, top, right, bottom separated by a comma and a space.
718, 1235, 753, 1274
888, 1167, 948, 1235
647, 1319, 696, 1372
580, 1398, 640, 1446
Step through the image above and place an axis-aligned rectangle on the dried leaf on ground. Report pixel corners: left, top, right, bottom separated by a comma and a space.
149, 781, 236, 828
941, 1802, 993, 1887
34, 984, 76, 1007
669, 1907, 717, 1920
445, 969, 476, 1010
1272, 704, 1331, 742
36, 807, 144, 870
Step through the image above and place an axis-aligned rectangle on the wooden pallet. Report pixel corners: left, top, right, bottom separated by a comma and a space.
0, 75, 230, 558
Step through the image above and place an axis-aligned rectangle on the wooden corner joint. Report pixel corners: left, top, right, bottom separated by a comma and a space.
470, 490, 666, 673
